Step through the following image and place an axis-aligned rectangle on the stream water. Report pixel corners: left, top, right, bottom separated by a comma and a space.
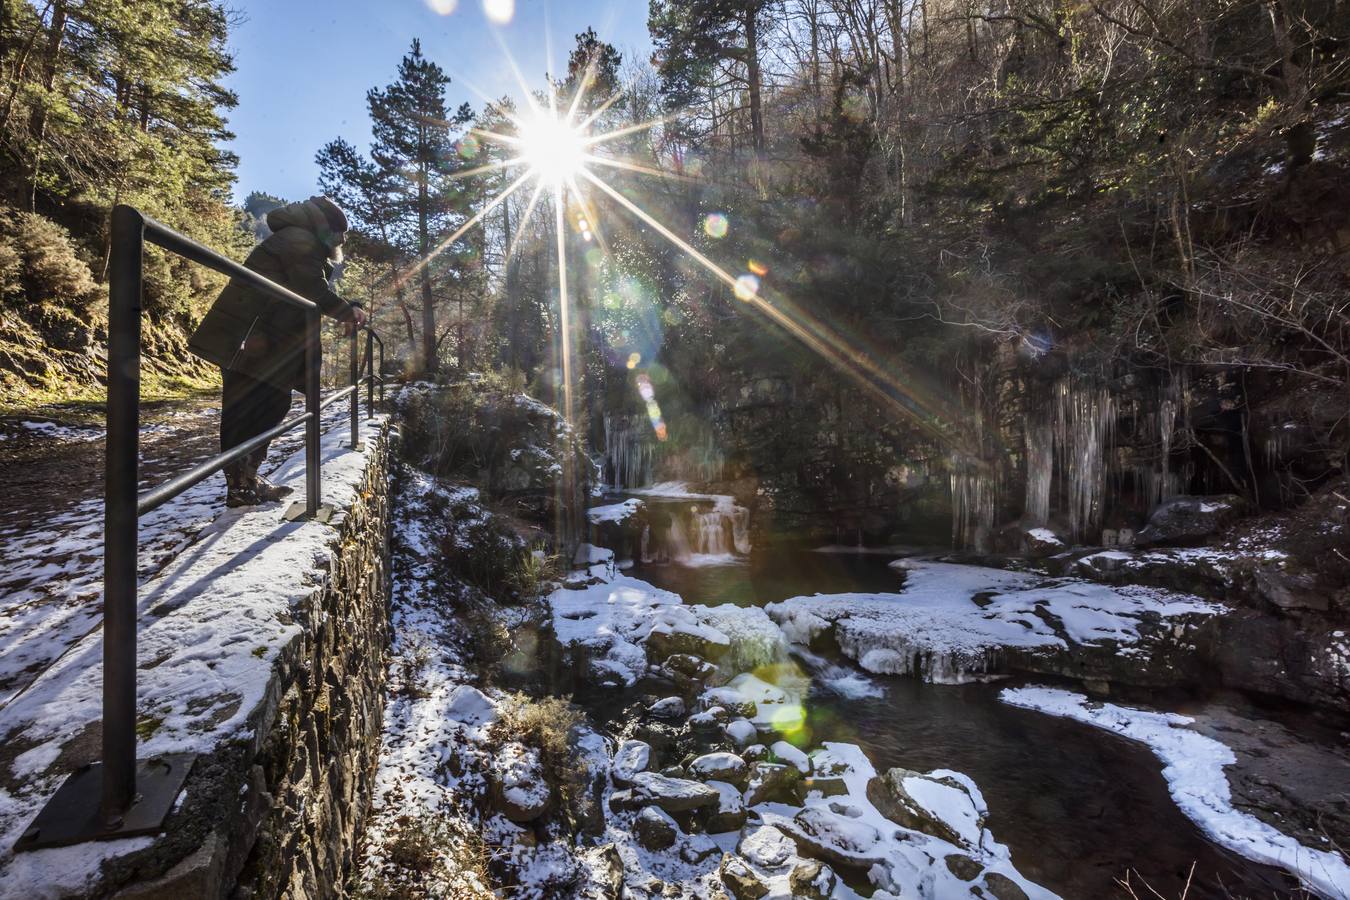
632, 548, 1300, 900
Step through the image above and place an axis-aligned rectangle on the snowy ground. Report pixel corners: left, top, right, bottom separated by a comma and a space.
1002, 687, 1350, 899
0, 412, 387, 897
0, 397, 350, 710
765, 558, 1219, 682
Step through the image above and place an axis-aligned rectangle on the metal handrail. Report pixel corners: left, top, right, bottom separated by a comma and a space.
15, 204, 385, 852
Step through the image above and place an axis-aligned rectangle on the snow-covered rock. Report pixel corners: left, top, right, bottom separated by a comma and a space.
743, 762, 803, 806
789, 859, 837, 898
720, 853, 769, 899
629, 771, 721, 812
865, 767, 987, 850
647, 605, 732, 662
771, 740, 811, 774
492, 742, 550, 822
548, 572, 682, 687
648, 696, 686, 719
634, 805, 678, 850
738, 824, 796, 869
689, 752, 747, 782
780, 805, 887, 870
587, 497, 644, 525
445, 684, 498, 727
1022, 526, 1066, 557
724, 718, 757, 747
611, 739, 651, 786
1136, 494, 1243, 546
704, 780, 747, 833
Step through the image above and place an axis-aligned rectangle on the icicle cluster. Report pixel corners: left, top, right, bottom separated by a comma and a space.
602, 414, 656, 489
1053, 377, 1115, 542
1023, 413, 1053, 528
951, 466, 998, 553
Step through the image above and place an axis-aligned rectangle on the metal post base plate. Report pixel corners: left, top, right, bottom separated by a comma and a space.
15, 753, 196, 851
284, 502, 335, 523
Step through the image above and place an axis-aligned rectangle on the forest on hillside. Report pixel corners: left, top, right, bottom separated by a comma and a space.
2, 0, 1347, 545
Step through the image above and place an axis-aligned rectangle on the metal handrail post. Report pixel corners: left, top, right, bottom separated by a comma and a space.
305, 310, 321, 517
102, 204, 143, 822
365, 329, 374, 415
349, 327, 359, 446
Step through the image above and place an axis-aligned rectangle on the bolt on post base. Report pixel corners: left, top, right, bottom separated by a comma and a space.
15, 753, 195, 851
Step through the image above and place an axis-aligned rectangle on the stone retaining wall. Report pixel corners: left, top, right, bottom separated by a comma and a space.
0, 418, 392, 899
134, 426, 393, 899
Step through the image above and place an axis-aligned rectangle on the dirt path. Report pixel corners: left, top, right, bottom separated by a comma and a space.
0, 395, 351, 710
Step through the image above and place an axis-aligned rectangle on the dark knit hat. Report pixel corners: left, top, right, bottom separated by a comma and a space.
310, 195, 348, 233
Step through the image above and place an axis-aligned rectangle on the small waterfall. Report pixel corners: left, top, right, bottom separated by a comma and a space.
665, 516, 691, 560
641, 495, 751, 563
603, 414, 656, 489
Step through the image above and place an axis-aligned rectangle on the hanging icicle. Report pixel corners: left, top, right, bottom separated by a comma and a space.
1053, 377, 1115, 542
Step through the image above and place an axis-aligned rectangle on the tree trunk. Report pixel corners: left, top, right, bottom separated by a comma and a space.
418, 170, 436, 375
744, 5, 765, 159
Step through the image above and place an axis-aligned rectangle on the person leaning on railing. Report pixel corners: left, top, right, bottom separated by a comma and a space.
189, 196, 367, 508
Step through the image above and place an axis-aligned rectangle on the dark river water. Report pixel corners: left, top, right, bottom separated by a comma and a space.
632, 548, 1301, 900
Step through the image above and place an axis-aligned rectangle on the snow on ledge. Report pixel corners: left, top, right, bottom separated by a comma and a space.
1000, 686, 1350, 899
0, 416, 389, 896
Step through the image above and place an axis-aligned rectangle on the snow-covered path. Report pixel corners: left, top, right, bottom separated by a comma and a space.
0, 396, 349, 710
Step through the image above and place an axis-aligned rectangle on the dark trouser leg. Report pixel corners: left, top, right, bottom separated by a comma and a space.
221, 368, 293, 477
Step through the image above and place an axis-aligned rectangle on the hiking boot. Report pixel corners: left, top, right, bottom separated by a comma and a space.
225, 468, 260, 508
254, 473, 293, 502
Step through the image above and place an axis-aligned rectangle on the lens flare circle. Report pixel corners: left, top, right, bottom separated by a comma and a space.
703, 213, 728, 239
519, 112, 586, 185
734, 273, 760, 301
482, 0, 514, 24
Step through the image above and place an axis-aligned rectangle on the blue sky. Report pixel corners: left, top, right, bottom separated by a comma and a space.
222, 0, 654, 202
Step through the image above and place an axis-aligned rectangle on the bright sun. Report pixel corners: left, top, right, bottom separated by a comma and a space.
518, 112, 586, 185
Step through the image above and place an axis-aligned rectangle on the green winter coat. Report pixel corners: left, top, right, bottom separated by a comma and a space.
189, 199, 358, 390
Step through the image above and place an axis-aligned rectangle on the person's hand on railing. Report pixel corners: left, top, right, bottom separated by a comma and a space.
343, 305, 368, 336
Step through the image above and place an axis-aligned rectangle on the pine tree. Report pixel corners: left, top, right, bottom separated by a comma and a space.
366, 39, 472, 375
649, 0, 769, 158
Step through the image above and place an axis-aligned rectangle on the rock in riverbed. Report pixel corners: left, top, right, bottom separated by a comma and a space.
630, 771, 721, 812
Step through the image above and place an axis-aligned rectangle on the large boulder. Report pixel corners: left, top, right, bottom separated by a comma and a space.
490, 742, 550, 822
866, 767, 985, 850
630, 771, 721, 812
1136, 494, 1243, 546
